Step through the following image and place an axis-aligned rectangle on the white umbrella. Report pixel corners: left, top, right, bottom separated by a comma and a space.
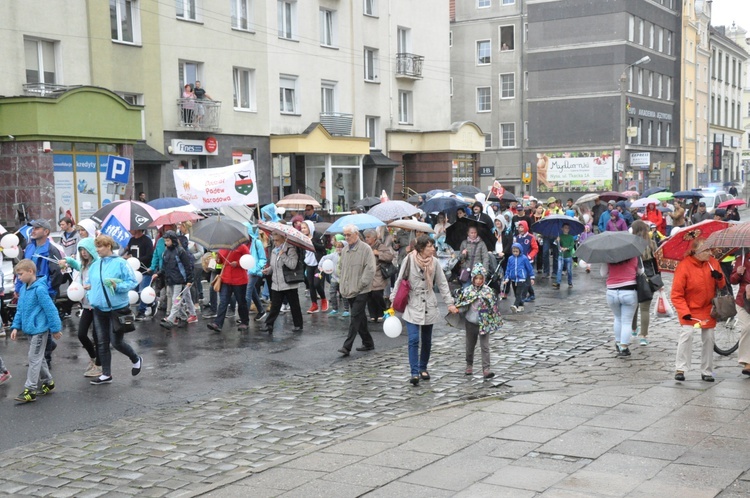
388, 219, 435, 233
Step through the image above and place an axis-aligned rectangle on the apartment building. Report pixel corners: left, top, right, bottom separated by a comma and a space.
450, 0, 525, 194
525, 0, 681, 196
708, 26, 746, 184
0, 0, 480, 223
722, 22, 750, 191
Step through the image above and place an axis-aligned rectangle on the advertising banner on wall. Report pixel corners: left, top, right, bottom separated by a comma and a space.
536, 151, 613, 193
173, 161, 258, 208
53, 155, 75, 221
76, 155, 100, 220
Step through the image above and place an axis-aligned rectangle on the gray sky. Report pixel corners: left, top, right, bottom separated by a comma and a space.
710, 0, 750, 30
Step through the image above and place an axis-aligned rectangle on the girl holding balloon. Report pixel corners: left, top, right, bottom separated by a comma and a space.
60, 237, 102, 378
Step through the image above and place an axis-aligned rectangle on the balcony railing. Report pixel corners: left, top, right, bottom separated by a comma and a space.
177, 98, 221, 130
396, 53, 424, 79
320, 112, 353, 136
23, 83, 75, 97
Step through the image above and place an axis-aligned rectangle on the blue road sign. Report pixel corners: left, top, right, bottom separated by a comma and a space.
105, 155, 132, 184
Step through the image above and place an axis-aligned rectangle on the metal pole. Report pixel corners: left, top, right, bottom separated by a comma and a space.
619, 71, 628, 192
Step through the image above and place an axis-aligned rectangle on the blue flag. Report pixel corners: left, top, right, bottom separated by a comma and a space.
101, 216, 131, 247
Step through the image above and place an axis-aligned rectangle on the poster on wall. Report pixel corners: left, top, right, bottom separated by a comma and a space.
53, 155, 76, 222
536, 151, 613, 193
76, 155, 100, 220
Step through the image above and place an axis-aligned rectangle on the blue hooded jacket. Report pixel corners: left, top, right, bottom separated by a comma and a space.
87, 255, 138, 311
11, 276, 62, 335
261, 204, 280, 222
504, 243, 535, 282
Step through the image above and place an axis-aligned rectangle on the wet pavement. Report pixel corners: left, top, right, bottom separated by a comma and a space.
0, 267, 621, 496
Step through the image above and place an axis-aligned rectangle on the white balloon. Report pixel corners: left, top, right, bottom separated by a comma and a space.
134, 271, 143, 284
383, 316, 402, 338
321, 259, 334, 274
3, 246, 19, 259
140, 286, 156, 304
128, 290, 139, 304
239, 254, 255, 270
67, 282, 85, 302
127, 257, 141, 271
1, 234, 19, 249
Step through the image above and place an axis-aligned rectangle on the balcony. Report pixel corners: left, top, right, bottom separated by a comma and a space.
177, 98, 221, 131
396, 53, 424, 79
23, 83, 75, 97
320, 112, 353, 136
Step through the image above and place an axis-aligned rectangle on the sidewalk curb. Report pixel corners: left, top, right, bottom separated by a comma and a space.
178, 393, 512, 497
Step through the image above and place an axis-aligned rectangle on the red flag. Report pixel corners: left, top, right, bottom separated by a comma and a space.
491, 180, 504, 199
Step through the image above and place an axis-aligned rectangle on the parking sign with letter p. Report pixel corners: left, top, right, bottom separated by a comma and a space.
105, 155, 132, 184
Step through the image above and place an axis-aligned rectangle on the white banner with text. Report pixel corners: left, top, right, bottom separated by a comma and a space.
173, 161, 258, 208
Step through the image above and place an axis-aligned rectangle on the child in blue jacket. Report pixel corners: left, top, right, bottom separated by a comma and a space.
502, 243, 536, 313
10, 260, 63, 403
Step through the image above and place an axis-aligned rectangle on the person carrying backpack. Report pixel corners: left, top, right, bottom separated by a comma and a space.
155, 231, 196, 329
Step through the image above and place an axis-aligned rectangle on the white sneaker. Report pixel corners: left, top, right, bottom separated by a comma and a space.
509, 305, 517, 313
517, 306, 525, 312
84, 360, 102, 378
281, 304, 291, 313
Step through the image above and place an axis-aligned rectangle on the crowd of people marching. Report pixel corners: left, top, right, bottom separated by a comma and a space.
0, 190, 748, 402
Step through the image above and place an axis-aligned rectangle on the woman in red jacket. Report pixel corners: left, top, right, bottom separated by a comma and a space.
671, 238, 726, 382
642, 202, 665, 235
730, 254, 750, 376
207, 243, 250, 332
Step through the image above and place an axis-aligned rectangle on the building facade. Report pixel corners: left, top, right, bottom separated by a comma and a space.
722, 22, 750, 194
708, 26, 746, 185
525, 0, 681, 197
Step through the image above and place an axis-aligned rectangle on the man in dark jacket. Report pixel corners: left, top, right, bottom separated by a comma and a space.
156, 231, 196, 328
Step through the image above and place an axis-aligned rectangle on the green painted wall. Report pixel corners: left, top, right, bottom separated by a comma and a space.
0, 87, 142, 142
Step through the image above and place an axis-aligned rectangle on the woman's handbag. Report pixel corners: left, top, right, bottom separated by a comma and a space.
380, 261, 398, 280
282, 247, 305, 284
99, 261, 136, 333
211, 274, 222, 292
643, 258, 663, 292
392, 256, 412, 313
636, 259, 653, 303
711, 289, 737, 321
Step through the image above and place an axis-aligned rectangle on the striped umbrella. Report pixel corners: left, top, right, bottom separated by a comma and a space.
704, 223, 750, 250
257, 220, 314, 251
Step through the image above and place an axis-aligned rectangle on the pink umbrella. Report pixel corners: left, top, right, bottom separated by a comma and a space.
150, 210, 203, 227
257, 221, 314, 252
620, 190, 640, 198
718, 198, 746, 209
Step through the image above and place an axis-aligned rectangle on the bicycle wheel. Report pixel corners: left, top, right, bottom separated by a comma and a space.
714, 318, 740, 355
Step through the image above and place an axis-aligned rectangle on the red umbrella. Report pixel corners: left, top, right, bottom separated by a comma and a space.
598, 191, 628, 202
150, 210, 203, 227
654, 220, 731, 272
718, 198, 746, 209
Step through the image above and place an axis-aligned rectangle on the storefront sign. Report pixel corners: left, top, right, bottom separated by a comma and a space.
478, 166, 494, 177
170, 139, 218, 156
536, 151, 612, 193
630, 152, 651, 170
173, 160, 258, 207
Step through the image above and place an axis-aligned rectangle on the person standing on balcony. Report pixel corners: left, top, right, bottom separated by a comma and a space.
181, 84, 195, 126
192, 81, 213, 127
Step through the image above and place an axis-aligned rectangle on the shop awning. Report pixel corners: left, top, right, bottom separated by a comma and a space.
133, 141, 170, 163
364, 150, 399, 168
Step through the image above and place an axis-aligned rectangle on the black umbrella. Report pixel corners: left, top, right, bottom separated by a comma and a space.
643, 186, 667, 197
191, 217, 249, 250
421, 196, 469, 214
354, 196, 381, 210
445, 217, 495, 252
487, 190, 518, 202
407, 193, 424, 204
673, 190, 704, 199
451, 185, 481, 196
576, 232, 648, 264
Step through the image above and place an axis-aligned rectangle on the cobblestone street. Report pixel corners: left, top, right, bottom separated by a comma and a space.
0, 272, 628, 496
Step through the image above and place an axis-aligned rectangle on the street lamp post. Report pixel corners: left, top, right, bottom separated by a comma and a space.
618, 56, 651, 191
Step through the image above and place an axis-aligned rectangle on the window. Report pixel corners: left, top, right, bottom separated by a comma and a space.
628, 67, 633, 92
24, 38, 57, 84
657, 74, 663, 99
665, 123, 671, 147
398, 90, 412, 124
637, 68, 643, 94
476, 87, 491, 112
500, 73, 515, 98
364, 0, 377, 16
231, 0, 252, 31
502, 0, 514, 4
118, 92, 142, 105
452, 154, 475, 187
110, 0, 140, 43
648, 23, 654, 49
627, 118, 634, 144
279, 76, 298, 114
628, 15, 635, 42
476, 40, 491, 65
179, 60, 201, 93
499, 26, 514, 50
366, 116, 379, 148
637, 119, 643, 145
233, 67, 256, 111
524, 71, 528, 91
639, 19, 644, 44
478, 0, 490, 7
397, 27, 410, 53
657, 26, 663, 52
450, 77, 453, 96
484, 133, 492, 148
176, 0, 197, 21
278, 1, 296, 39
319, 9, 335, 47
647, 71, 653, 97
666, 76, 672, 100
321, 81, 336, 114
500, 123, 515, 148
666, 30, 672, 55
364, 47, 379, 81
647, 121, 653, 146
657, 122, 662, 146
524, 22, 528, 42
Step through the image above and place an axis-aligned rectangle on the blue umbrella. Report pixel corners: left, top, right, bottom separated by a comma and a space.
325, 214, 385, 234
425, 189, 450, 200
673, 190, 704, 199
420, 196, 469, 214
530, 215, 585, 238
147, 197, 191, 210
